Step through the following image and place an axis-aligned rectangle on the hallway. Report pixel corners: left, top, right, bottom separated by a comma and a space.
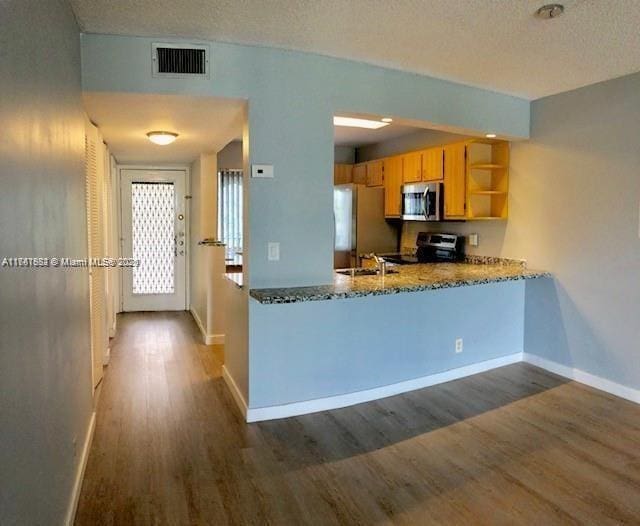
75, 312, 640, 525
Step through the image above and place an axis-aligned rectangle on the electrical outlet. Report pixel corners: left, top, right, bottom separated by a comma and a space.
468, 233, 479, 247
455, 338, 463, 353
268, 242, 280, 261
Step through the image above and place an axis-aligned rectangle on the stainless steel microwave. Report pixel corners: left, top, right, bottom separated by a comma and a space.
402, 182, 443, 221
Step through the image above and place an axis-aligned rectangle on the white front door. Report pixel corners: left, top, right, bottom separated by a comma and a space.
120, 169, 187, 311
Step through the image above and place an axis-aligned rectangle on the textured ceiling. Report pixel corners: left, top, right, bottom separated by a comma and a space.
70, 0, 640, 99
83, 93, 244, 163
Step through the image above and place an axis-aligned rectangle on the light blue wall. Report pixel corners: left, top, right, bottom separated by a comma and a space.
519, 74, 640, 390
409, 72, 640, 392
248, 281, 526, 408
1, 1, 93, 524
81, 34, 530, 289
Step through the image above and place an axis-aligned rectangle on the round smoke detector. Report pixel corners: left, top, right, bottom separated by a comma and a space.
536, 3, 564, 19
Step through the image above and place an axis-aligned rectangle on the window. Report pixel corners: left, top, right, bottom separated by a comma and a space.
217, 169, 243, 264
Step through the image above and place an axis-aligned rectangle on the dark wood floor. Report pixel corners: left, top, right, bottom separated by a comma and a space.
75, 311, 640, 525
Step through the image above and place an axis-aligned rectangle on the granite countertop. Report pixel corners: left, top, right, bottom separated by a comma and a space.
249, 257, 550, 304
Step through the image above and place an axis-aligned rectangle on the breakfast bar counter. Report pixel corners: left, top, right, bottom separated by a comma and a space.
249, 257, 550, 304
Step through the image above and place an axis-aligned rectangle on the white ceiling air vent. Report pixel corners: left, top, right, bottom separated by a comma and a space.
151, 43, 210, 79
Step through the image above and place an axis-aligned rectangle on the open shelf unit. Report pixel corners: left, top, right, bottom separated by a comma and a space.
466, 140, 509, 220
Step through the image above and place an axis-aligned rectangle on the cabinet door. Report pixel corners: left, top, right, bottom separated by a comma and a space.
333, 164, 341, 185
402, 151, 422, 183
422, 147, 444, 181
334, 164, 352, 185
366, 160, 384, 187
383, 156, 403, 217
443, 143, 467, 218
352, 163, 367, 185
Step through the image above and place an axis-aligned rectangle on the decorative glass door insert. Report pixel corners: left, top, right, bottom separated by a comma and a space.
131, 182, 175, 294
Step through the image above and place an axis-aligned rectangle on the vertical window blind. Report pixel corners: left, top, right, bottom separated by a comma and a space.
217, 170, 243, 264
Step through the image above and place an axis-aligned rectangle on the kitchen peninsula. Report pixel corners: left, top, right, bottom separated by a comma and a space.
239, 256, 550, 422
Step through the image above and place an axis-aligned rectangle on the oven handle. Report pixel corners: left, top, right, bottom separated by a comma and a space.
422, 187, 429, 220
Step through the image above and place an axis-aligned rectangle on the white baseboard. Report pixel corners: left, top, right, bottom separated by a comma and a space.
222, 365, 248, 419
221, 351, 640, 424
244, 352, 523, 423
206, 334, 225, 345
189, 308, 224, 345
190, 307, 206, 338
523, 353, 640, 404
65, 411, 96, 526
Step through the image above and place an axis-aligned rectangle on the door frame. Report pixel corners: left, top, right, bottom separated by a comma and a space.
117, 164, 191, 312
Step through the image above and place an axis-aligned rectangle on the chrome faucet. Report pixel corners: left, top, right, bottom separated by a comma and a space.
366, 253, 387, 277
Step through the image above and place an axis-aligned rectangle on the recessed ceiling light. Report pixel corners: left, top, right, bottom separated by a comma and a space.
536, 3, 564, 19
381, 117, 393, 123
147, 131, 178, 145
485, 133, 497, 138
333, 116, 390, 129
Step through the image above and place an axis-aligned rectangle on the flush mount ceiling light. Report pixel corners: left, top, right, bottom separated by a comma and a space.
485, 133, 497, 138
381, 117, 393, 123
536, 3, 564, 19
333, 116, 390, 129
146, 131, 178, 145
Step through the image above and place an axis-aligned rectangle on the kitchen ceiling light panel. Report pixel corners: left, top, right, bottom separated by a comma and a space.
333, 116, 390, 129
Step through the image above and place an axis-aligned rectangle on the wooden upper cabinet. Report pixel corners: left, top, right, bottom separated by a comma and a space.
352, 163, 367, 185
422, 147, 444, 181
366, 160, 384, 187
403, 148, 443, 183
402, 151, 422, 183
333, 163, 353, 185
443, 142, 467, 218
383, 156, 403, 217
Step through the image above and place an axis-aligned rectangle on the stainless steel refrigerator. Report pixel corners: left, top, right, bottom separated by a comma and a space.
333, 184, 398, 268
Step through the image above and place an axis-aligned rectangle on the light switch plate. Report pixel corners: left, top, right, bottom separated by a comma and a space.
252, 164, 274, 178
468, 233, 479, 247
268, 242, 280, 261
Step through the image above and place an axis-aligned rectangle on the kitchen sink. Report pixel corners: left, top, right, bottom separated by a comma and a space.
336, 267, 398, 277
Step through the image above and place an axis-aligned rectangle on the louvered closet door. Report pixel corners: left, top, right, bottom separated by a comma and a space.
85, 120, 107, 389
120, 169, 187, 311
